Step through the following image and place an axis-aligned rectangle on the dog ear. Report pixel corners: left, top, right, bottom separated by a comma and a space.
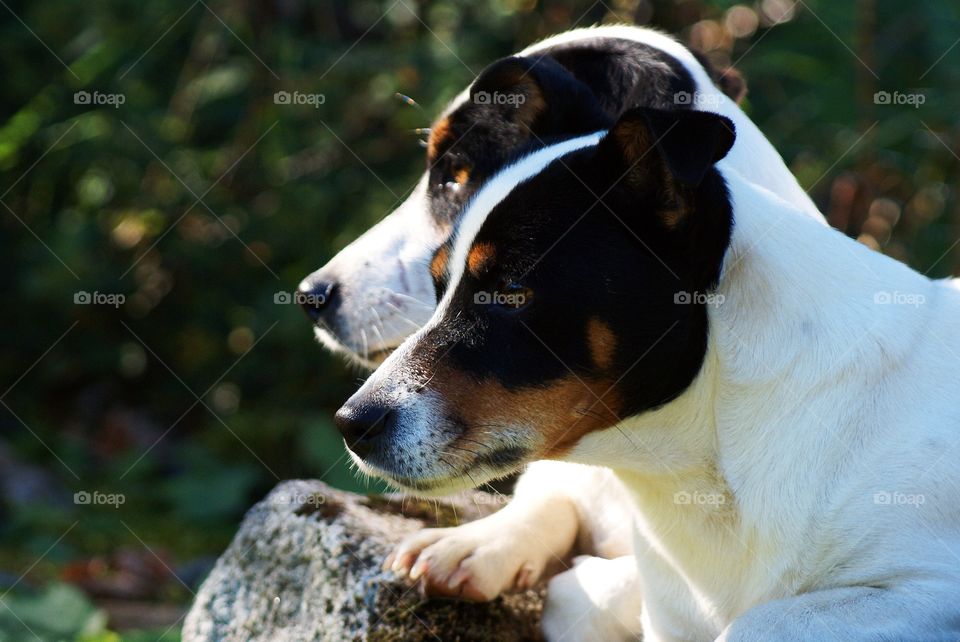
598, 107, 735, 229
717, 67, 747, 104
601, 107, 735, 191
469, 55, 610, 135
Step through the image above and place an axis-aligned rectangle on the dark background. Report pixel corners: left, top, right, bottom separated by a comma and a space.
2, 0, 958, 638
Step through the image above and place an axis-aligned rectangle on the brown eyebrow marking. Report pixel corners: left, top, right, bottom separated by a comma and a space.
454, 165, 471, 185
427, 116, 452, 162
467, 241, 496, 276
430, 244, 451, 282
587, 317, 617, 371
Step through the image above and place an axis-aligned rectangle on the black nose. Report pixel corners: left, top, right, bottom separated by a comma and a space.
334, 403, 392, 458
298, 281, 336, 322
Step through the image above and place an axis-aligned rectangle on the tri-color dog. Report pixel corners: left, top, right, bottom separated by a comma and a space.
336, 106, 960, 640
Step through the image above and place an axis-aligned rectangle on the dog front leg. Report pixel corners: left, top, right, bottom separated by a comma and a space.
717, 584, 960, 642
541, 555, 643, 641
385, 464, 581, 601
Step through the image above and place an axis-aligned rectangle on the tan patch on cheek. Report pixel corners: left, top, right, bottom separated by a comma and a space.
587, 317, 617, 370
454, 165, 471, 185
427, 117, 452, 162
467, 241, 496, 276
435, 367, 623, 462
430, 245, 450, 282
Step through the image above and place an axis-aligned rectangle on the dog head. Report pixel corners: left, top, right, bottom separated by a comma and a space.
299, 54, 612, 367
335, 107, 736, 494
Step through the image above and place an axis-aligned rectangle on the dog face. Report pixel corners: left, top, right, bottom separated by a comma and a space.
335, 108, 736, 494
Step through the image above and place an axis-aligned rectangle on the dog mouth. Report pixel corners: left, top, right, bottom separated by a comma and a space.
312, 324, 399, 368
349, 445, 530, 496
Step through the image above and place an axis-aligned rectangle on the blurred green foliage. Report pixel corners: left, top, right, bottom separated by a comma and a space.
1, 0, 959, 637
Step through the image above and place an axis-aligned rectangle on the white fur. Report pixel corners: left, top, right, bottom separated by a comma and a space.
381, 148, 960, 639
304, 25, 824, 364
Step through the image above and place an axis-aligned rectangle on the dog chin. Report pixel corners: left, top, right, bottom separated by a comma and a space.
348, 450, 519, 498
312, 327, 395, 369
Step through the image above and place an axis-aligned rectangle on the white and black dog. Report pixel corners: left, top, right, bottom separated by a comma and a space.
335, 106, 960, 640
299, 26, 823, 367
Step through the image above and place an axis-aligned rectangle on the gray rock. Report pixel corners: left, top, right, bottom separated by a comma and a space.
183, 480, 544, 641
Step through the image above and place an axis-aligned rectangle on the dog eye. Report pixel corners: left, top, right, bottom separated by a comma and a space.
443, 180, 462, 194
499, 282, 533, 310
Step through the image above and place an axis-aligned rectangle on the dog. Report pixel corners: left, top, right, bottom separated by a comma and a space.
299, 25, 823, 368
335, 106, 960, 640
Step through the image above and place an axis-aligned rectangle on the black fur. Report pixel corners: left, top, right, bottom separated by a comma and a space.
422, 108, 736, 417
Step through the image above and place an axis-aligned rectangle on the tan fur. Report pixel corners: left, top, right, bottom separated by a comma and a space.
467, 241, 496, 276
587, 317, 617, 370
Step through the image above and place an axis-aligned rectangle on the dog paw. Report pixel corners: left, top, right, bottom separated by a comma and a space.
384, 519, 547, 601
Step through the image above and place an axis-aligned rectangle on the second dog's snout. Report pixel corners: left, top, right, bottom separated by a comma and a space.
334, 403, 393, 458
298, 280, 336, 322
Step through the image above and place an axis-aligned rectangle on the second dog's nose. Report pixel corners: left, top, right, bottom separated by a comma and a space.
334, 403, 392, 458
297, 281, 336, 322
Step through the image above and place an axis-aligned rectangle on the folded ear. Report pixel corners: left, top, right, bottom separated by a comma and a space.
603, 107, 735, 189
469, 55, 610, 135
596, 107, 735, 235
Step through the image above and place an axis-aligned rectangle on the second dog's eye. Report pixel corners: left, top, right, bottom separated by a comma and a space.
499, 282, 533, 310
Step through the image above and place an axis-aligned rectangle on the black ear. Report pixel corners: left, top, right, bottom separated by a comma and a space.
604, 107, 735, 188
469, 55, 610, 135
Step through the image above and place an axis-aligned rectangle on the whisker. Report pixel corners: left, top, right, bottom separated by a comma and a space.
384, 301, 426, 331
384, 289, 435, 310
395, 92, 425, 111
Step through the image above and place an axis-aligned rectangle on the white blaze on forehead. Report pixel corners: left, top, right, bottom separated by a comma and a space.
436, 132, 605, 319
